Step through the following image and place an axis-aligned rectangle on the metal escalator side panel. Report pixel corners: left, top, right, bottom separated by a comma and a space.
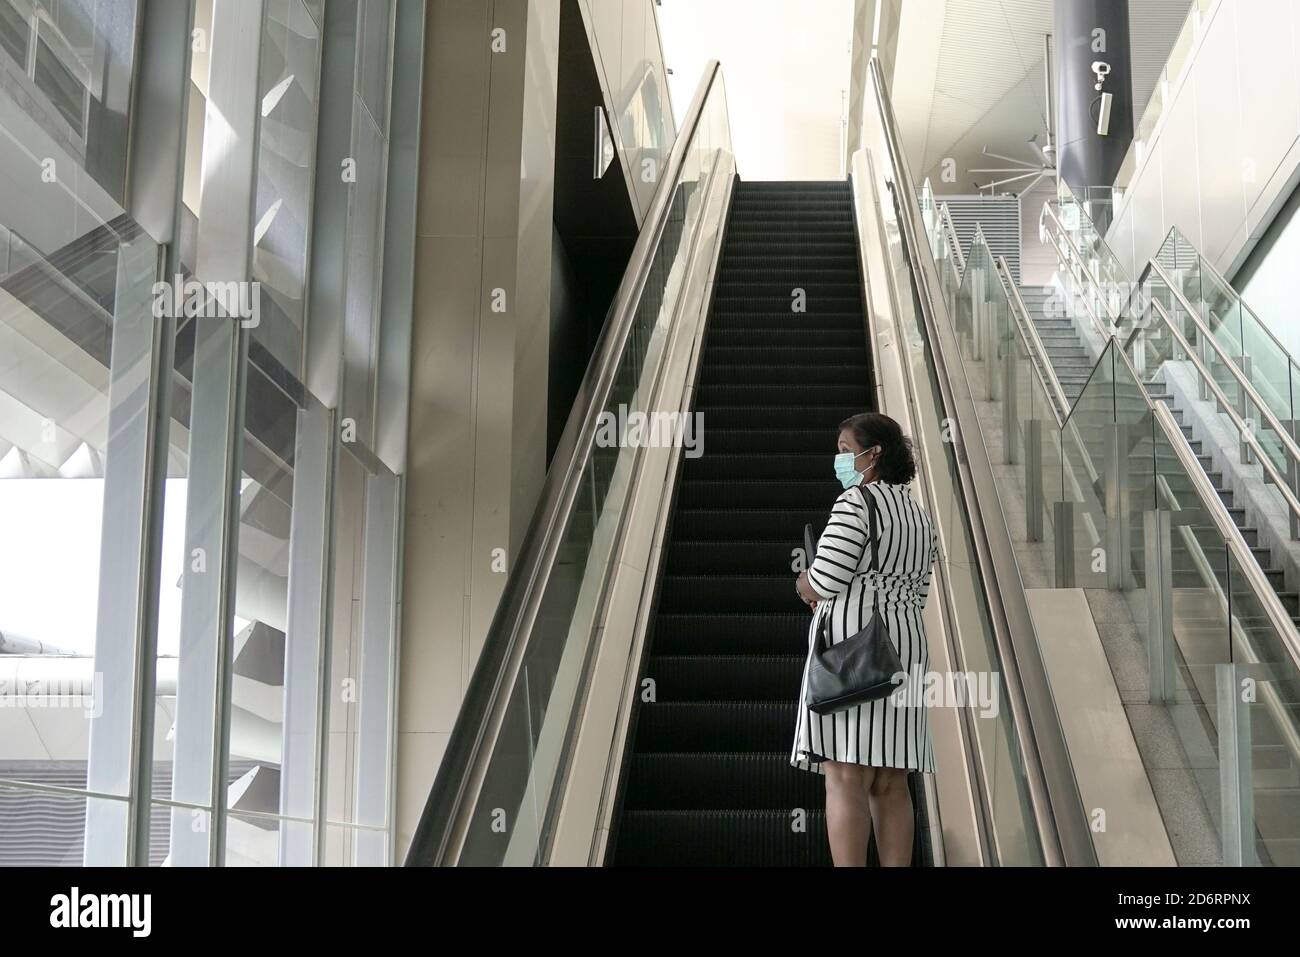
405, 62, 732, 867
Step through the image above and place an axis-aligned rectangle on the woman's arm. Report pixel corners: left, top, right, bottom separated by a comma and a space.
805, 487, 870, 600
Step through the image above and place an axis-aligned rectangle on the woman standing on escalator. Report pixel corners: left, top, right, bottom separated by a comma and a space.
792, 412, 937, 867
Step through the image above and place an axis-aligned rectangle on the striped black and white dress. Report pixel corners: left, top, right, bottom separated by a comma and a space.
791, 480, 938, 774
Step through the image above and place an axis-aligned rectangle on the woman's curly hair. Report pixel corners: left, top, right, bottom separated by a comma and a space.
838, 412, 917, 484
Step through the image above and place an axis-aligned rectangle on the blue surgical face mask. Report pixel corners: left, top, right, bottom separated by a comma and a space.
834, 449, 873, 489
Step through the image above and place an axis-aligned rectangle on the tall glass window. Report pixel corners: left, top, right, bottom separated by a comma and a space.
0, 0, 416, 866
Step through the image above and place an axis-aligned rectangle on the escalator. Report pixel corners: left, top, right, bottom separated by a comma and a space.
407, 59, 1095, 868
608, 180, 928, 866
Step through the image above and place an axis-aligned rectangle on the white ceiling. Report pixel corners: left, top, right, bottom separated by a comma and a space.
891, 0, 1192, 194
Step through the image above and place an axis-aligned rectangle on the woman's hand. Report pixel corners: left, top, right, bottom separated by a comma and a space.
795, 570, 820, 610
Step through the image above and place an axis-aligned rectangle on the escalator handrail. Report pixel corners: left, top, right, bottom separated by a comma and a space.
404, 61, 725, 866
868, 58, 1097, 866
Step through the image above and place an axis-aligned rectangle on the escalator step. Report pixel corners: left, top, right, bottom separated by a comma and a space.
716, 268, 858, 283
672, 508, 827, 541
711, 296, 862, 314
666, 540, 805, 575
635, 701, 801, 751
612, 810, 832, 867
706, 313, 863, 332
621, 753, 825, 810
700, 363, 868, 385
702, 346, 868, 367
674, 479, 841, 508
650, 612, 810, 655
715, 282, 863, 298
683, 452, 845, 480
720, 254, 858, 270
702, 428, 839, 454
644, 655, 805, 700
706, 328, 865, 348
691, 405, 860, 429
658, 575, 806, 613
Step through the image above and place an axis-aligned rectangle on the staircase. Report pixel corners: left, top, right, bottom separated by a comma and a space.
609, 180, 920, 866
1016, 285, 1093, 405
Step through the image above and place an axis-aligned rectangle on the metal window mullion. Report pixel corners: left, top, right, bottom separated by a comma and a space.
353, 466, 399, 865
167, 0, 265, 866
278, 398, 337, 866
209, 326, 249, 864
121, 0, 198, 869
83, 234, 168, 866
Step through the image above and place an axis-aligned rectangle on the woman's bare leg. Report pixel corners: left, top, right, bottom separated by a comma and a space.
823, 761, 873, 866
866, 768, 914, 866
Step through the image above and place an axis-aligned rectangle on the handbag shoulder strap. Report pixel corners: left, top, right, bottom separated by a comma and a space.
817, 485, 883, 650
859, 483, 882, 612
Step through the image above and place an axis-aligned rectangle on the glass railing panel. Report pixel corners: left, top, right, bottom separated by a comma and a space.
1150, 426, 1230, 856
451, 73, 734, 865
1114, 351, 1155, 623
1060, 348, 1115, 588
1223, 549, 1300, 866
959, 238, 999, 392
1239, 307, 1295, 476
1239, 306, 1294, 420
1029, 358, 1062, 580
938, 241, 961, 315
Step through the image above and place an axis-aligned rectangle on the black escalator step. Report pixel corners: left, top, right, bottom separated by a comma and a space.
731, 198, 853, 209
724, 238, 855, 252
651, 613, 809, 654
715, 268, 858, 283
672, 508, 828, 541
702, 428, 839, 454
715, 282, 862, 298
696, 384, 869, 406
667, 540, 804, 575
675, 479, 841, 508
635, 701, 799, 751
711, 296, 862, 314
738, 202, 857, 215
683, 452, 835, 480
659, 575, 806, 613
693, 406, 861, 429
706, 328, 865, 349
707, 313, 862, 331
702, 346, 867, 367
735, 180, 849, 190
721, 254, 857, 269
726, 221, 852, 231
612, 810, 832, 867
702, 363, 867, 385
644, 655, 805, 700
621, 753, 823, 810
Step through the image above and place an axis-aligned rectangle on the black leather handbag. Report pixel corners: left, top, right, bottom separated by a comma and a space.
805, 488, 905, 715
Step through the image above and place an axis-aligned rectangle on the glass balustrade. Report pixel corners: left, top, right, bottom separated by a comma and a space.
929, 214, 1300, 864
